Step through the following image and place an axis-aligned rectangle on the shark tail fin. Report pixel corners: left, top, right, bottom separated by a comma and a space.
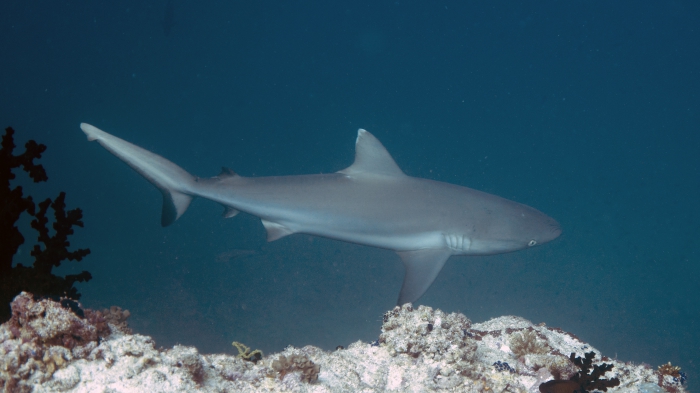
80, 123, 196, 226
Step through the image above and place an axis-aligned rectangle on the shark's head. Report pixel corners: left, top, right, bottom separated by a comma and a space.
461, 200, 562, 255
518, 207, 562, 247
498, 202, 562, 252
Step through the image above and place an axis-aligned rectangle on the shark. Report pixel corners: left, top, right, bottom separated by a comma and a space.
80, 123, 561, 304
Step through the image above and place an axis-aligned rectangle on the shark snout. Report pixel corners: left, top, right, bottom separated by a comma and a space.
539, 218, 562, 244
550, 221, 562, 241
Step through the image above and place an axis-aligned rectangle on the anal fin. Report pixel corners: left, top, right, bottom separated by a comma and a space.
261, 219, 295, 241
396, 249, 452, 305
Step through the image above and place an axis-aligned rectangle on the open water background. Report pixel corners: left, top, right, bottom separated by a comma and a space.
1, 1, 698, 385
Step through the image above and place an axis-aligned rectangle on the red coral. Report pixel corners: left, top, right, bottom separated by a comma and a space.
85, 309, 111, 338
101, 306, 132, 334
8, 292, 100, 350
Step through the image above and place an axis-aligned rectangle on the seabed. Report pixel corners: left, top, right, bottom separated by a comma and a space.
0, 293, 687, 393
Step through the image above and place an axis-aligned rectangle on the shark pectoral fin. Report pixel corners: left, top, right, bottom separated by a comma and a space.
261, 219, 295, 242
222, 206, 240, 218
396, 249, 452, 305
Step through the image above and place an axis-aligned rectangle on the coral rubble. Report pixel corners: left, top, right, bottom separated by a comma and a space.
0, 295, 688, 393
0, 126, 91, 323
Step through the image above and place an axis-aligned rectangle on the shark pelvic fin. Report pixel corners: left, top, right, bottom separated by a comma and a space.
261, 219, 295, 241
396, 249, 452, 305
161, 190, 193, 226
222, 206, 240, 218
339, 129, 405, 177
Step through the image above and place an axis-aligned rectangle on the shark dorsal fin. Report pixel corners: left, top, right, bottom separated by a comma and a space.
338, 129, 405, 177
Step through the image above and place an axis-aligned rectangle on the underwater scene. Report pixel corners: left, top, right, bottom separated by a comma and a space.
0, 1, 698, 391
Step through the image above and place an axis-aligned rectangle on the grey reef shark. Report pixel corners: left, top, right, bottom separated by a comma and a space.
80, 123, 561, 305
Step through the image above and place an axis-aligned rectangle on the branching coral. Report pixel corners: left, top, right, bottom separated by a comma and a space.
0, 126, 91, 322
510, 329, 550, 357
232, 341, 263, 363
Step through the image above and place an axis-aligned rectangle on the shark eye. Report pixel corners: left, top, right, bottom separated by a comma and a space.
528, 240, 537, 247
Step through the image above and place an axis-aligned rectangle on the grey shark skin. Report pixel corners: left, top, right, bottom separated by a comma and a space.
80, 123, 561, 305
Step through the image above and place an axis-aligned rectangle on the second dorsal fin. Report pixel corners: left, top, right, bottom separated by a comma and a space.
218, 167, 237, 178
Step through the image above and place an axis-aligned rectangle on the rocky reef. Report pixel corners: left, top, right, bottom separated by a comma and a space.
0, 295, 688, 393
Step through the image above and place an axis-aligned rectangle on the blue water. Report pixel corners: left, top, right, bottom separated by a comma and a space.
2, 0, 698, 385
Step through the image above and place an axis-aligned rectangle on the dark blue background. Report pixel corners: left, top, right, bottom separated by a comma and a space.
2, 0, 698, 384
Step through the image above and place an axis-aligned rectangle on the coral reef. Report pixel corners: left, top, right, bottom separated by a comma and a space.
101, 306, 132, 335
270, 352, 320, 383
656, 361, 687, 393
527, 353, 578, 381
0, 126, 91, 323
380, 304, 477, 363
0, 297, 688, 393
658, 362, 681, 378
0, 292, 121, 392
169, 345, 205, 383
640, 383, 671, 393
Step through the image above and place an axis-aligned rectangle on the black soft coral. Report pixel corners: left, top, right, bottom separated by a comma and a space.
540, 352, 620, 393
570, 352, 621, 392
0, 126, 91, 322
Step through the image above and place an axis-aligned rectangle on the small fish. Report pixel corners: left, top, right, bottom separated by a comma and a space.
215, 249, 257, 263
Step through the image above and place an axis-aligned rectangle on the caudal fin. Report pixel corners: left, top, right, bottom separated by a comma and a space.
80, 123, 196, 226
